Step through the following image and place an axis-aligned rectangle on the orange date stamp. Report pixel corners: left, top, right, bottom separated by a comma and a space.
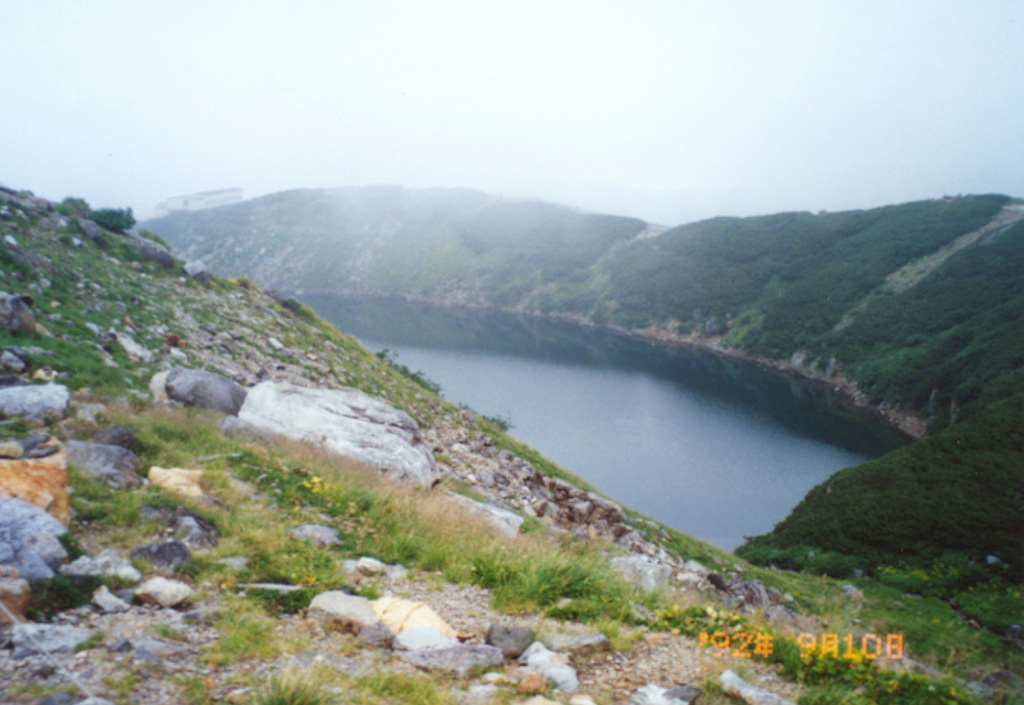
698, 631, 904, 660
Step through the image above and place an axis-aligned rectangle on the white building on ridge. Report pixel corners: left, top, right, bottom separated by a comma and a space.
155, 188, 242, 216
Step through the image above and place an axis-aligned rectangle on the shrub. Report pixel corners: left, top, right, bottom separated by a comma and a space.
89, 207, 136, 234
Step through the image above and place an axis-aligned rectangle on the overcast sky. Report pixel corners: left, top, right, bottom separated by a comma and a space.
3, 1, 1022, 224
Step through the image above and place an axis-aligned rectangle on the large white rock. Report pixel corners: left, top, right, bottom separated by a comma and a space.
0, 383, 69, 418
238, 381, 437, 486
393, 625, 459, 651
519, 641, 579, 694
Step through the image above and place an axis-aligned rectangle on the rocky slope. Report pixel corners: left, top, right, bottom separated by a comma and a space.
1, 186, 1018, 705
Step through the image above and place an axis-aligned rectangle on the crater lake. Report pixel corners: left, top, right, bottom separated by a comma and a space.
303, 294, 906, 551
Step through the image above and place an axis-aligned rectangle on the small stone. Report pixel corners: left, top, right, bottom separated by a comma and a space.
548, 631, 610, 656
93, 585, 130, 613
308, 591, 377, 634
518, 671, 546, 694
91, 425, 136, 451
148, 466, 204, 498
0, 440, 23, 458
486, 623, 535, 659
356, 556, 385, 574
129, 540, 192, 569
840, 584, 864, 600
135, 577, 194, 608
290, 523, 340, 546
223, 688, 250, 704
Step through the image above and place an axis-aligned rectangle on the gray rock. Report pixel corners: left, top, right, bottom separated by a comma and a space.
393, 625, 459, 651
0, 498, 67, 581
139, 505, 219, 549
610, 555, 671, 592
238, 381, 437, 487
486, 623, 535, 659
130, 637, 186, 655
11, 623, 93, 658
267, 336, 284, 351
136, 239, 175, 268
65, 440, 142, 488
631, 684, 702, 705
0, 382, 69, 418
449, 494, 523, 537
166, 368, 247, 415
63, 549, 142, 583
0, 293, 35, 334
134, 577, 194, 607
129, 540, 192, 569
986, 555, 1001, 565
92, 585, 131, 613
396, 644, 505, 678
78, 219, 103, 241
355, 556, 385, 575
308, 591, 377, 634
115, 332, 153, 363
547, 631, 610, 656
719, 669, 795, 705
519, 641, 579, 693
182, 260, 210, 283
23, 532, 68, 570
357, 622, 395, 649
1, 349, 25, 371
91, 425, 136, 451
840, 584, 864, 600
290, 524, 340, 546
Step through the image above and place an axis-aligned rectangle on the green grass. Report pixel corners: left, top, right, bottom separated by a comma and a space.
253, 676, 337, 705
354, 672, 453, 705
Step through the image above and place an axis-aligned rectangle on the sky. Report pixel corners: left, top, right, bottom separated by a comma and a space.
2, 0, 1022, 225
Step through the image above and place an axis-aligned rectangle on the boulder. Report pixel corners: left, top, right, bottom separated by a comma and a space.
129, 540, 192, 569
449, 494, 523, 537
0, 447, 70, 524
165, 368, 247, 415
11, 623, 93, 658
65, 440, 142, 489
610, 555, 671, 592
134, 577, 194, 608
238, 381, 437, 486
78, 219, 103, 241
395, 644, 504, 678
0, 293, 35, 334
486, 623, 535, 659
136, 239, 175, 268
0, 569, 31, 624
0, 498, 67, 581
393, 625, 459, 651
719, 669, 795, 705
182, 260, 210, 284
92, 425, 136, 451
0, 382, 69, 418
308, 591, 377, 634
148, 466, 204, 498
290, 523, 340, 546
371, 596, 456, 638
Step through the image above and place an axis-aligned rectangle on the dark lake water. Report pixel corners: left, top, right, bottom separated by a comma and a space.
302, 294, 906, 551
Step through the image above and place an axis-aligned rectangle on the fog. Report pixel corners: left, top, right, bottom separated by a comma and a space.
3, 1, 1022, 225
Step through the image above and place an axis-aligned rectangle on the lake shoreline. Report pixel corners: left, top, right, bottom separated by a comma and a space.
293, 289, 927, 442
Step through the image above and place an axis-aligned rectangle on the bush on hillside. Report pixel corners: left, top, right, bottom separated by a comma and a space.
89, 207, 136, 233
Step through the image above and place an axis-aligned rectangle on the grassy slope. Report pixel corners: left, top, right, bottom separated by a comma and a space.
5, 193, 1022, 703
